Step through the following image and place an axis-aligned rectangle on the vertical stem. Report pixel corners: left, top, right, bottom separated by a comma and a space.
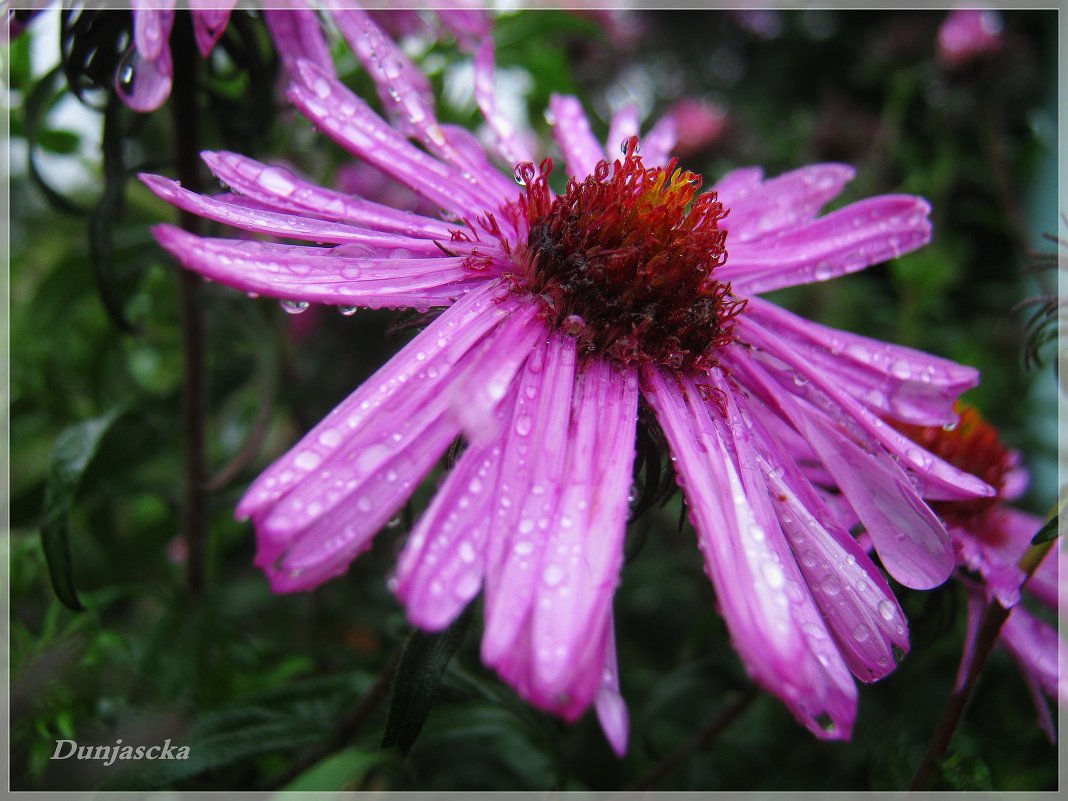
170, 12, 209, 596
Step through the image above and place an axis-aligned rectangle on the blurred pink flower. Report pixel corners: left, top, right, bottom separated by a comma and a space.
142, 13, 992, 752
665, 97, 729, 158
895, 404, 1064, 739
937, 7, 1003, 70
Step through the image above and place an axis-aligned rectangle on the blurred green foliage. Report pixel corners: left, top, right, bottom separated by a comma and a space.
7, 8, 1060, 792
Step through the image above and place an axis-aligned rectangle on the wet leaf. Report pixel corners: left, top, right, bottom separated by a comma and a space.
40, 409, 124, 610
381, 607, 472, 755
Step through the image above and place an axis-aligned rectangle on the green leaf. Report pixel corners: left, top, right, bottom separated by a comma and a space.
39, 409, 124, 611
381, 607, 472, 755
278, 746, 384, 793
37, 129, 81, 154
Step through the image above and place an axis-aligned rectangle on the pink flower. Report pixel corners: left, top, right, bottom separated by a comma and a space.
937, 7, 1003, 70
141, 14, 993, 752
664, 97, 729, 158
894, 405, 1065, 739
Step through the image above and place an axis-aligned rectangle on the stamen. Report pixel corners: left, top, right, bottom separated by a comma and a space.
498, 146, 745, 371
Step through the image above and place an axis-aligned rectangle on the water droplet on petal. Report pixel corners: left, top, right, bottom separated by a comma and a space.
281, 300, 310, 315
338, 305, 358, 316
878, 599, 897, 621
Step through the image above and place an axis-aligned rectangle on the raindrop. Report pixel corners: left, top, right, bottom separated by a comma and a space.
878, 599, 896, 621
281, 300, 310, 315
338, 305, 359, 316
543, 563, 564, 586
619, 136, 641, 155
942, 420, 958, 432
386, 514, 403, 528
117, 48, 138, 91
513, 164, 527, 186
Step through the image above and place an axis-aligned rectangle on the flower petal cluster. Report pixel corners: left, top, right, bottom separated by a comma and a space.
143, 13, 993, 751
937, 7, 1003, 70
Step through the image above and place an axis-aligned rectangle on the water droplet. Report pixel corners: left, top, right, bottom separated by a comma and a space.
295, 452, 322, 471
514, 539, 534, 556
357, 497, 372, 512
281, 300, 310, 315
518, 518, 535, 535
942, 420, 958, 432
386, 514, 402, 528
338, 305, 358, 316
822, 574, 843, 596
813, 261, 835, 281
543, 563, 564, 586
259, 165, 298, 197
853, 624, 870, 642
514, 414, 533, 436
513, 164, 527, 186
619, 136, 641, 155
878, 599, 896, 621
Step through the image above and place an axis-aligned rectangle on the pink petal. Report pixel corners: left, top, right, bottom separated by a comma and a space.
642, 367, 857, 739
255, 292, 537, 592
239, 282, 516, 520
116, 41, 173, 113
151, 225, 484, 309
721, 196, 932, 294
473, 39, 536, 167
200, 151, 455, 239
190, 5, 234, 58
530, 358, 638, 697
1001, 605, 1067, 706
714, 163, 855, 242
131, 4, 174, 62
738, 315, 992, 502
605, 104, 641, 165
637, 112, 677, 169
548, 94, 605, 179
728, 386, 910, 681
594, 621, 629, 756
287, 60, 490, 222
436, 9, 492, 52
481, 333, 578, 666
263, 6, 337, 80
142, 174, 454, 256
730, 353, 954, 590
747, 296, 979, 426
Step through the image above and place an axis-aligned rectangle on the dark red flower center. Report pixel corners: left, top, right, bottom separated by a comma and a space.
893, 403, 1016, 528
503, 140, 745, 371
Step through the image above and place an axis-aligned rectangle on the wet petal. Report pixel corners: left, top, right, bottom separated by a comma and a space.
730, 353, 954, 590
132, 4, 174, 62
474, 39, 536, 167
481, 333, 578, 666
263, 5, 336, 79
548, 94, 605, 179
716, 163, 855, 243
739, 315, 992, 502
190, 4, 234, 58
594, 621, 629, 756
642, 367, 857, 739
747, 296, 979, 427
201, 151, 455, 239
151, 225, 485, 308
722, 196, 932, 294
531, 358, 639, 697
287, 60, 489, 221
142, 174, 457, 256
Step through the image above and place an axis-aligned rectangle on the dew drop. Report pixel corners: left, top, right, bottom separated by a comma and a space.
878, 599, 896, 621
338, 305, 358, 316
543, 563, 565, 586
514, 539, 534, 556
281, 300, 310, 315
853, 624, 870, 643
513, 164, 527, 186
514, 414, 533, 436
259, 165, 298, 197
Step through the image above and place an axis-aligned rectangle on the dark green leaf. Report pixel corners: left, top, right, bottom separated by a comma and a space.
40, 409, 124, 610
23, 65, 92, 215
381, 607, 472, 755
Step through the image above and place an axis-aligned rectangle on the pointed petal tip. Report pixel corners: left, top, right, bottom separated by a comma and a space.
595, 690, 629, 756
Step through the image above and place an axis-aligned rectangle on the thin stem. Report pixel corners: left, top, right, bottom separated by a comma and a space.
626, 686, 758, 791
909, 537, 1054, 790
170, 13, 209, 596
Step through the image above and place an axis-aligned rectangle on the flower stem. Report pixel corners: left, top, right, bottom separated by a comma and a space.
170, 13, 209, 596
909, 537, 1055, 790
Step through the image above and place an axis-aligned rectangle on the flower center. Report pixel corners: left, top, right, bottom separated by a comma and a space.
893, 403, 1015, 528
505, 139, 745, 371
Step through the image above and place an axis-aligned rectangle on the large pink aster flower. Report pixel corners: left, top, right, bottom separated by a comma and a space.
141, 15, 993, 752
894, 405, 1065, 739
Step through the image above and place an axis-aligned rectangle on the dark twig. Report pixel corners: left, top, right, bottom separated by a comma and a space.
626, 687, 758, 790
170, 13, 210, 596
